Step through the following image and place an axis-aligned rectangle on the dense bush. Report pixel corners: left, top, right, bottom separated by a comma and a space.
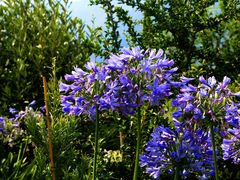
0, 0, 102, 114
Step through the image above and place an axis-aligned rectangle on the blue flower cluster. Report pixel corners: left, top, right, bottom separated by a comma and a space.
172, 76, 240, 129
60, 47, 181, 118
171, 76, 240, 165
0, 101, 40, 134
222, 102, 240, 164
140, 75, 240, 179
222, 128, 240, 164
140, 119, 215, 179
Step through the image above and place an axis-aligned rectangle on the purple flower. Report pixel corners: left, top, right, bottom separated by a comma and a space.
207, 76, 217, 88
221, 76, 231, 89
172, 110, 183, 118
184, 103, 195, 112
178, 93, 194, 102
0, 117, 4, 122
0, 105, 43, 134
29, 100, 37, 107
180, 76, 195, 84
85, 61, 98, 72
149, 49, 164, 60
221, 128, 240, 164
199, 76, 208, 86
172, 75, 240, 131
233, 91, 240, 97
156, 58, 174, 68
180, 84, 197, 93
9, 107, 18, 114
140, 120, 215, 179
131, 47, 143, 60
199, 76, 216, 89
73, 67, 88, 77
0, 117, 5, 132
225, 103, 240, 127
59, 82, 70, 92
64, 74, 75, 81
140, 59, 153, 77
107, 55, 125, 70
193, 108, 203, 119
60, 47, 179, 118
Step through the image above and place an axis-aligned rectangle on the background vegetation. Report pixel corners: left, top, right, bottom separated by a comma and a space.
91, 0, 240, 79
0, 0, 102, 115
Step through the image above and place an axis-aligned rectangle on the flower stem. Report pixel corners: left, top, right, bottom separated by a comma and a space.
210, 124, 219, 180
43, 76, 56, 180
93, 105, 100, 180
133, 107, 141, 180
119, 131, 124, 150
174, 166, 180, 180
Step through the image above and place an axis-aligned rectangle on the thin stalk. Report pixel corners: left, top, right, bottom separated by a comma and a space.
115, 113, 124, 151
43, 76, 56, 180
93, 105, 100, 180
210, 124, 219, 180
174, 166, 180, 180
133, 107, 141, 180
119, 131, 124, 150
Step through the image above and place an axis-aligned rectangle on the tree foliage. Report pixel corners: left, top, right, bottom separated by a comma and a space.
0, 0, 102, 114
90, 0, 240, 79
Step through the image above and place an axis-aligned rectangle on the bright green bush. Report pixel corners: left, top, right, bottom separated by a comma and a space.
0, 0, 102, 114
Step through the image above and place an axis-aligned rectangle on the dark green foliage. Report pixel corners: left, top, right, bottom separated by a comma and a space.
0, 107, 94, 179
0, 0, 102, 115
90, 0, 122, 56
90, 0, 240, 79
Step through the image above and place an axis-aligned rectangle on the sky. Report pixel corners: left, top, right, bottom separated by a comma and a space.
69, 0, 106, 27
68, 0, 142, 48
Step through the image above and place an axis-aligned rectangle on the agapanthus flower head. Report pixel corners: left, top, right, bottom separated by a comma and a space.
171, 75, 240, 171
140, 119, 215, 179
172, 76, 240, 129
106, 47, 180, 108
222, 128, 240, 164
60, 62, 109, 119
60, 47, 182, 118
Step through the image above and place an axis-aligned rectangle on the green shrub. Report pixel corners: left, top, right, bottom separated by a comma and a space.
0, 0, 102, 114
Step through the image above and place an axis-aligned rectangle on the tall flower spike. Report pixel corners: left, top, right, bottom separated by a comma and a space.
60, 47, 182, 180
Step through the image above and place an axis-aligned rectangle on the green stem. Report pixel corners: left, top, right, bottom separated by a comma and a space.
133, 107, 141, 180
93, 106, 100, 180
210, 124, 219, 180
174, 166, 180, 180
